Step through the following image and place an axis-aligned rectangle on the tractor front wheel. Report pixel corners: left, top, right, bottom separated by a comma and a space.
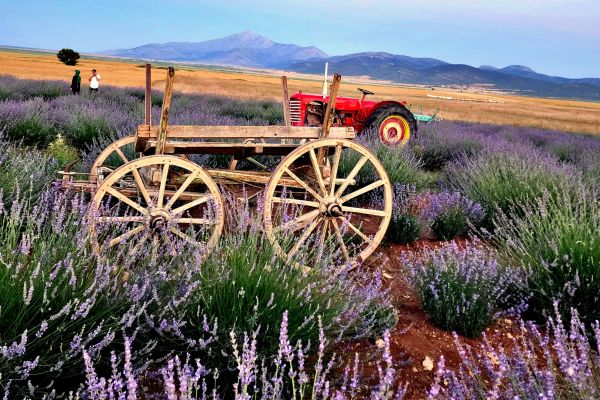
367, 106, 417, 147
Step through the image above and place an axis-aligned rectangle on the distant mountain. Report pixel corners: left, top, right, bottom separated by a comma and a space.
98, 31, 600, 101
100, 31, 327, 68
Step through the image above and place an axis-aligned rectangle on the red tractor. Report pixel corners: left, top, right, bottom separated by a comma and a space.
288, 89, 420, 147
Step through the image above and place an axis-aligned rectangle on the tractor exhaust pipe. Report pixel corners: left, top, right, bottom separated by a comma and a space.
322, 62, 328, 98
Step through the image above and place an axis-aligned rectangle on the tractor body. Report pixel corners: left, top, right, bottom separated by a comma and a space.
289, 90, 420, 146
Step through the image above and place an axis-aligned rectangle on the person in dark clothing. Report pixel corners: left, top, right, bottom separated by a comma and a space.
70, 70, 81, 94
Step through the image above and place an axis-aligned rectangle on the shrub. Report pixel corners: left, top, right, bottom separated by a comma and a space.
445, 145, 580, 230
0, 190, 136, 396
430, 309, 600, 399
384, 184, 422, 244
412, 123, 484, 170
404, 242, 520, 337
0, 139, 58, 205
151, 197, 397, 371
0, 98, 57, 148
493, 185, 600, 327
340, 131, 434, 190
422, 191, 485, 240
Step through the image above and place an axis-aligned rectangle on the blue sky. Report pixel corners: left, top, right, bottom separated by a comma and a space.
1, 0, 598, 78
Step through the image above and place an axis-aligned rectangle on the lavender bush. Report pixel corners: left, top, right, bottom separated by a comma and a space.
430, 307, 600, 399
0, 139, 58, 205
421, 191, 484, 240
412, 122, 484, 170
445, 144, 581, 230
0, 97, 57, 147
492, 184, 600, 327
403, 242, 521, 337
384, 184, 422, 244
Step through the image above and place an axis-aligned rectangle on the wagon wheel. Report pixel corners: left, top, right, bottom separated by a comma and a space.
90, 155, 224, 258
90, 136, 139, 182
263, 138, 392, 272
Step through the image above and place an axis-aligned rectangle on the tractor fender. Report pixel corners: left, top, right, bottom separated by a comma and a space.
368, 100, 412, 117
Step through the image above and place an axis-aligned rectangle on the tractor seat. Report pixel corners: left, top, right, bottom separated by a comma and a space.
358, 88, 374, 96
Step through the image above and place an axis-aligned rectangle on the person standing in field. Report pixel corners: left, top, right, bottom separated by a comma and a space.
88, 69, 101, 93
70, 70, 81, 94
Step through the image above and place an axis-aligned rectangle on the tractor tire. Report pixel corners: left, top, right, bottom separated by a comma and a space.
366, 105, 417, 147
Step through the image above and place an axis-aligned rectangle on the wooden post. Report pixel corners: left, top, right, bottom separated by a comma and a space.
281, 76, 291, 144
145, 64, 152, 126
321, 73, 342, 138
155, 67, 175, 155
281, 76, 291, 127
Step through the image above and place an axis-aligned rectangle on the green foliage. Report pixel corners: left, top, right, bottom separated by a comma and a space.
0, 98, 58, 148
56, 48, 80, 66
445, 148, 580, 230
493, 185, 600, 328
46, 136, 79, 167
387, 213, 421, 244
0, 141, 58, 205
159, 230, 397, 368
431, 208, 470, 241
406, 243, 516, 338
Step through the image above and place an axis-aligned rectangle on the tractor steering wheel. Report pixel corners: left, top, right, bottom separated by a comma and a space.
358, 88, 374, 96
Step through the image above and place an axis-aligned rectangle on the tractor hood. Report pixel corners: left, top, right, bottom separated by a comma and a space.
290, 92, 378, 109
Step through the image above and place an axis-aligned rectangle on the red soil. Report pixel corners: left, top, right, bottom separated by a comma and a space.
334, 239, 522, 399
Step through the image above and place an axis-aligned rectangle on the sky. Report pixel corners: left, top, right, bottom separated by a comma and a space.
1, 0, 599, 78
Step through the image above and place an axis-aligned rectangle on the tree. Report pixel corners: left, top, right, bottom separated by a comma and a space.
57, 48, 80, 66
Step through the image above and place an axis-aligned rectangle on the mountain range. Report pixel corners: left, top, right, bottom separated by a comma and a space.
100, 31, 600, 101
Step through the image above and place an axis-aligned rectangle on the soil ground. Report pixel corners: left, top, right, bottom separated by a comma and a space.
335, 239, 521, 399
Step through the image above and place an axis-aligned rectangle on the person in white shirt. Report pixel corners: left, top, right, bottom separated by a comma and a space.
88, 69, 101, 93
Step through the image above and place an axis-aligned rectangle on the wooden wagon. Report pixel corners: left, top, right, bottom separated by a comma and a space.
60, 66, 393, 271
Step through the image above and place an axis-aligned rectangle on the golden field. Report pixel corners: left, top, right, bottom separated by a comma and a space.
1, 49, 599, 135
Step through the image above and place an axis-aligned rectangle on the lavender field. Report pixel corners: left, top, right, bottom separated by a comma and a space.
1, 76, 600, 399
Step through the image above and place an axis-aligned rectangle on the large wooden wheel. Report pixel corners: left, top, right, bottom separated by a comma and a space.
90, 136, 139, 182
90, 155, 224, 257
263, 138, 392, 272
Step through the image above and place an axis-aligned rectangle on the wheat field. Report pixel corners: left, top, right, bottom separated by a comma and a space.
1, 49, 599, 135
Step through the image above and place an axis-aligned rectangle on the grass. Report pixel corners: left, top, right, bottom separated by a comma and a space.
1, 49, 600, 135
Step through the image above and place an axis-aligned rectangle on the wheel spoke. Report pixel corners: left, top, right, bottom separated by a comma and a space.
105, 187, 148, 215
276, 209, 320, 233
157, 163, 170, 208
340, 180, 385, 204
131, 233, 150, 255
165, 171, 199, 209
115, 147, 129, 164
171, 227, 199, 247
108, 225, 145, 247
335, 156, 368, 197
309, 148, 328, 196
131, 167, 152, 205
283, 168, 325, 203
171, 195, 209, 216
96, 216, 146, 223
177, 217, 213, 225
331, 219, 350, 262
329, 145, 342, 196
340, 205, 387, 217
315, 219, 329, 262
287, 217, 321, 260
272, 197, 319, 208
339, 216, 372, 244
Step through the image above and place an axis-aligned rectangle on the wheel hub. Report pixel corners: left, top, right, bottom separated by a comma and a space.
320, 196, 343, 217
148, 209, 170, 232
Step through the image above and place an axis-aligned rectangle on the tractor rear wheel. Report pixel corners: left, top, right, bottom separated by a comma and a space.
366, 105, 417, 147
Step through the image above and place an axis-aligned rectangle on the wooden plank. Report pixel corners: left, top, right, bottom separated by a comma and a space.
136, 125, 355, 140
281, 76, 291, 127
321, 73, 342, 138
145, 64, 151, 126
155, 67, 175, 155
